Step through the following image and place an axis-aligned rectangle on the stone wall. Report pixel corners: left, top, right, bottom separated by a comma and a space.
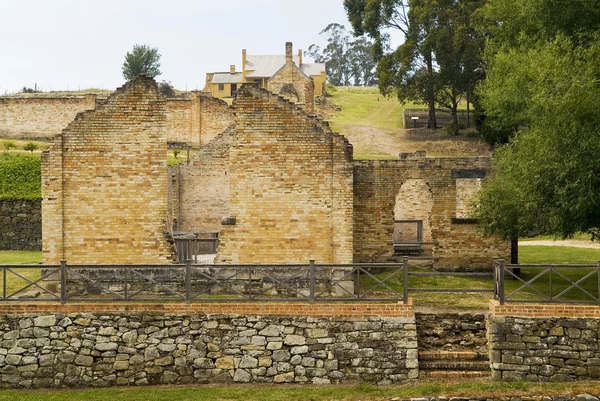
0, 92, 232, 145
0, 95, 97, 140
170, 127, 232, 232
353, 155, 510, 268
489, 301, 600, 381
416, 312, 487, 352
0, 200, 41, 251
216, 85, 354, 264
41, 76, 173, 264
268, 63, 313, 113
0, 302, 416, 388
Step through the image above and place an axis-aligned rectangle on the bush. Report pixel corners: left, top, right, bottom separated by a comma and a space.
158, 81, 175, 97
23, 142, 39, 153
0, 153, 41, 200
3, 141, 16, 152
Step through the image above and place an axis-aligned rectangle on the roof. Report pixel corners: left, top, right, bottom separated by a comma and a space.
244, 55, 325, 78
211, 72, 243, 84
300, 63, 326, 76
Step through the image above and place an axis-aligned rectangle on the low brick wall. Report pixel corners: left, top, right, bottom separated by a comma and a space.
0, 200, 41, 251
489, 300, 600, 381
0, 302, 417, 388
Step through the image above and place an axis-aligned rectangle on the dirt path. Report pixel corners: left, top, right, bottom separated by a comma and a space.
519, 240, 600, 249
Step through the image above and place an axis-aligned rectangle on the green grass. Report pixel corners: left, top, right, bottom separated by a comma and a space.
327, 87, 411, 131
519, 245, 600, 264
521, 233, 593, 241
0, 250, 42, 264
0, 380, 599, 401
0, 153, 41, 200
0, 251, 43, 296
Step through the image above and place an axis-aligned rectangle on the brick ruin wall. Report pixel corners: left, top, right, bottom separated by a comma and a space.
41, 76, 173, 264
0, 303, 417, 387
353, 156, 511, 268
216, 86, 354, 264
0, 200, 41, 251
169, 126, 232, 232
0, 92, 233, 145
0, 96, 97, 140
267, 63, 314, 113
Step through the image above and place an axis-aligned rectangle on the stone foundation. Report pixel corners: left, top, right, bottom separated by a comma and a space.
0, 302, 416, 388
0, 200, 41, 251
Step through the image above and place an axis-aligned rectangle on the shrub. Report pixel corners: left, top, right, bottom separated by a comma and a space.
23, 142, 39, 153
3, 141, 16, 152
0, 153, 41, 200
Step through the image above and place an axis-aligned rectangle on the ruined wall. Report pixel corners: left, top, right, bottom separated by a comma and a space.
216, 85, 353, 264
0, 95, 97, 139
164, 98, 192, 143
41, 76, 173, 264
0, 302, 415, 388
170, 127, 232, 232
267, 64, 313, 113
0, 200, 41, 251
353, 155, 510, 268
199, 96, 235, 146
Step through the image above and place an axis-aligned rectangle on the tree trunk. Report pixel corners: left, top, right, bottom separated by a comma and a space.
425, 52, 437, 130
466, 92, 470, 128
510, 236, 520, 277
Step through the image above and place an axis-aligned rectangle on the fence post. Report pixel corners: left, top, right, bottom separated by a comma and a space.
403, 256, 409, 304
60, 260, 67, 305
185, 259, 192, 304
498, 259, 505, 305
597, 261, 600, 305
309, 260, 315, 304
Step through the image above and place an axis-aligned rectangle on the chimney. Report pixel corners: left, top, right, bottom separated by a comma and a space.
242, 49, 247, 80
230, 65, 235, 73
285, 42, 293, 65
298, 49, 302, 66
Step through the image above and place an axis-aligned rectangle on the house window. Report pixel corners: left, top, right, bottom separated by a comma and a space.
218, 84, 225, 91
254, 79, 262, 87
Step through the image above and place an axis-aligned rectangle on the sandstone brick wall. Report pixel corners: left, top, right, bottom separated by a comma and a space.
164, 98, 192, 143
41, 76, 173, 264
199, 95, 234, 145
216, 85, 353, 264
0, 200, 41, 251
268, 63, 313, 113
170, 126, 232, 232
353, 156, 510, 268
0, 95, 96, 139
0, 303, 417, 387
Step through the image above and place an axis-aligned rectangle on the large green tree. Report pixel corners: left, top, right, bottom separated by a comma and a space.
475, 0, 600, 241
122, 44, 162, 81
345, 0, 486, 134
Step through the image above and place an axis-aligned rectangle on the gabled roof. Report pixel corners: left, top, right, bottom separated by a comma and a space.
245, 55, 325, 78
212, 72, 243, 84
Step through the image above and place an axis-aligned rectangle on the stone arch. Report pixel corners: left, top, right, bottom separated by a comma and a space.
393, 179, 434, 244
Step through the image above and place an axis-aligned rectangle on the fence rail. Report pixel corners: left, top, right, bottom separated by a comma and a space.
494, 259, 600, 305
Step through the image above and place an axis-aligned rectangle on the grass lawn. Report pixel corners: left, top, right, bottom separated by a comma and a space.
0, 251, 43, 297
1, 380, 599, 401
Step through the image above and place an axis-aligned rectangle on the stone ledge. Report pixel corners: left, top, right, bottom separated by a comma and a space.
489, 299, 600, 318
0, 300, 414, 318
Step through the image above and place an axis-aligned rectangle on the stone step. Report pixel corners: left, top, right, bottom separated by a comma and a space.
419, 360, 490, 371
419, 370, 490, 379
419, 350, 489, 361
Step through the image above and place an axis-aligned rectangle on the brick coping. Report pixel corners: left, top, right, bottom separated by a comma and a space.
0, 300, 414, 318
489, 299, 600, 318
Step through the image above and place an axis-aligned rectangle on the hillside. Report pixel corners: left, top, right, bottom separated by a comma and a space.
320, 86, 492, 159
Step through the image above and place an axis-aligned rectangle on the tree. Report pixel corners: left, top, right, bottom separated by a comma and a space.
122, 44, 162, 81
23, 142, 38, 153
475, 0, 600, 240
3, 141, 16, 152
158, 81, 175, 97
306, 23, 377, 86
345, 0, 486, 134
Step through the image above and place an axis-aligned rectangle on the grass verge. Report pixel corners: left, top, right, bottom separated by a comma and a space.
0, 380, 599, 401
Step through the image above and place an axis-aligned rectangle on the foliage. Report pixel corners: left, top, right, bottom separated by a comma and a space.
345, 0, 486, 134
0, 153, 41, 200
122, 44, 162, 81
2, 141, 16, 152
306, 23, 377, 86
23, 142, 38, 153
157, 80, 175, 97
475, 0, 600, 240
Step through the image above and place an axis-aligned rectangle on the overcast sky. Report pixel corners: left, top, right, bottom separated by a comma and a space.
0, 0, 400, 94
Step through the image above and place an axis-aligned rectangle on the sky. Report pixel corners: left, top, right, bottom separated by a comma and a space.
0, 0, 399, 94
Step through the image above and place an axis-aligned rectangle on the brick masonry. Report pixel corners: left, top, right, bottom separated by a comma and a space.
353, 156, 511, 268
489, 300, 600, 381
0, 200, 41, 251
0, 92, 233, 145
0, 302, 417, 387
268, 62, 314, 113
41, 76, 173, 264
216, 85, 354, 264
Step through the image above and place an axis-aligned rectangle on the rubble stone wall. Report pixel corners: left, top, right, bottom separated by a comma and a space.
0, 200, 41, 251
